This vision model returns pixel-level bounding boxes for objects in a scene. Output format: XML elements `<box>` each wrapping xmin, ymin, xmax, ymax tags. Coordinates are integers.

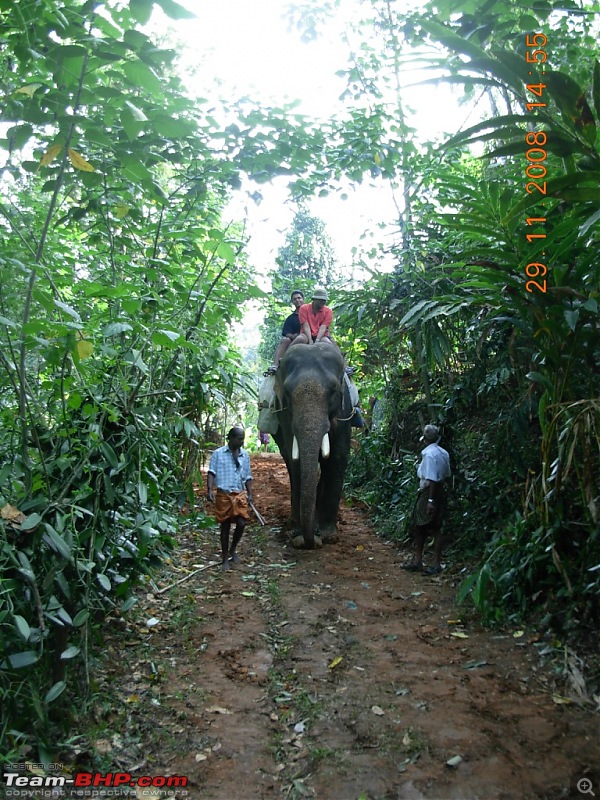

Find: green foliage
<box><xmin>346</xmin><ymin>419</ymin><xmax>418</xmax><ymax>542</ymax></box>
<box><xmin>339</xmin><ymin>0</ymin><xmax>600</xmax><ymax>630</ymax></box>
<box><xmin>1</xmin><ymin>0</ymin><xmax>598</xmax><ymax>760</ymax></box>
<box><xmin>259</xmin><ymin>206</ymin><xmax>338</xmax><ymax>364</ymax></box>
<box><xmin>457</xmin><ymin>510</ymin><xmax>600</xmax><ymax>633</ymax></box>
<box><xmin>273</xmin><ymin>207</ymin><xmax>338</xmax><ymax>294</ymax></box>
<box><xmin>0</xmin><ymin>0</ymin><xmax>262</xmax><ymax>757</ymax></box>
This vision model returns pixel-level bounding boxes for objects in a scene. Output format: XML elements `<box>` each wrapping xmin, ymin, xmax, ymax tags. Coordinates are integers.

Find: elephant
<box><xmin>272</xmin><ymin>342</ymin><xmax>353</xmax><ymax>548</ymax></box>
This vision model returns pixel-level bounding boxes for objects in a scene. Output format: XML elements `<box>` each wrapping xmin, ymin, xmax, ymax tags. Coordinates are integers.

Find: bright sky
<box><xmin>171</xmin><ymin>0</ymin><xmax>376</xmax><ymax>275</ymax></box>
<box><xmin>163</xmin><ymin>0</ymin><xmax>475</xmax><ymax>282</ymax></box>
<box><xmin>176</xmin><ymin>0</ymin><xmax>354</xmax><ymax>116</ymax></box>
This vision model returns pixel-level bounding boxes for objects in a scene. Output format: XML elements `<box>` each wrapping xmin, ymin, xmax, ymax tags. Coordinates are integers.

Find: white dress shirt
<box><xmin>417</xmin><ymin>443</ymin><xmax>451</xmax><ymax>489</ymax></box>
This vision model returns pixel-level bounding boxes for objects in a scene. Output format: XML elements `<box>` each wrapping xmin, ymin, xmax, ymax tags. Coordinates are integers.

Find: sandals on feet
<box><xmin>263</xmin><ymin>365</ymin><xmax>278</xmax><ymax>376</ymax></box>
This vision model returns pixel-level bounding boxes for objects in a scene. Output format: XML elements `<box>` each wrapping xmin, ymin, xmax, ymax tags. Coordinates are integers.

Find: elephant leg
<box><xmin>288</xmin><ymin>460</ymin><xmax>302</xmax><ymax>534</ymax></box>
<box><xmin>317</xmin><ymin>468</ymin><xmax>343</xmax><ymax>540</ymax></box>
<box><xmin>317</xmin><ymin>430</ymin><xmax>350</xmax><ymax>540</ymax></box>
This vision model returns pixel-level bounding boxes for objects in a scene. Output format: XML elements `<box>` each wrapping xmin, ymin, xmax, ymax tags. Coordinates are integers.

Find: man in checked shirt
<box><xmin>207</xmin><ymin>426</ymin><xmax>253</xmax><ymax>570</ymax></box>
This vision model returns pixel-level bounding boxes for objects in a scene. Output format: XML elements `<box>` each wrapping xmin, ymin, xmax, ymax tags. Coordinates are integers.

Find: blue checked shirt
<box><xmin>208</xmin><ymin>445</ymin><xmax>252</xmax><ymax>493</ymax></box>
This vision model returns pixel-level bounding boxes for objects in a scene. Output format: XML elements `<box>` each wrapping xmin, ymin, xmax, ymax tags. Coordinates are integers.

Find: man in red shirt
<box><xmin>291</xmin><ymin>286</ymin><xmax>356</xmax><ymax>371</ymax></box>
<box><xmin>293</xmin><ymin>287</ymin><xmax>335</xmax><ymax>346</ymax></box>
<box><xmin>288</xmin><ymin>286</ymin><xmax>360</xmax><ymax>420</ymax></box>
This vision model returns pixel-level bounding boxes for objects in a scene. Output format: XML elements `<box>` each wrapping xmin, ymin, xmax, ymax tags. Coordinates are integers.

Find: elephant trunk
<box><xmin>291</xmin><ymin>387</ymin><xmax>329</xmax><ymax>548</ymax></box>
<box><xmin>297</xmin><ymin>429</ymin><xmax>323</xmax><ymax>548</ymax></box>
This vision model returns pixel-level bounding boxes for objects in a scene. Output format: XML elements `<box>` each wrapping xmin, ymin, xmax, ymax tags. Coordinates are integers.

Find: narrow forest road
<box><xmin>97</xmin><ymin>455</ymin><xmax>599</xmax><ymax>800</ymax></box>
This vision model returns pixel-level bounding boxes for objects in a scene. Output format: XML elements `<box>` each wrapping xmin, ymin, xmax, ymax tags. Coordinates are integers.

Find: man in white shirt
<box><xmin>403</xmin><ymin>424</ymin><xmax>451</xmax><ymax>575</ymax></box>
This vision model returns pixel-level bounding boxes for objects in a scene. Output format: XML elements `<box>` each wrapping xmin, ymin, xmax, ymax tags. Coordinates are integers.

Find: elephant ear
<box><xmin>340</xmin><ymin>375</ymin><xmax>354</xmax><ymax>420</ymax></box>
<box><xmin>273</xmin><ymin>372</ymin><xmax>284</xmax><ymax>405</ymax></box>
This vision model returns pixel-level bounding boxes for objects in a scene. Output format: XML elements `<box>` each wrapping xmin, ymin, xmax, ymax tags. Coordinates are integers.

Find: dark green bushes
<box><xmin>0</xmin><ymin>0</ymin><xmax>260</xmax><ymax>759</ymax></box>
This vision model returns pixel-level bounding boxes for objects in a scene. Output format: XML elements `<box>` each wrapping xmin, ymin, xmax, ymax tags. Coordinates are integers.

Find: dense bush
<box><xmin>0</xmin><ymin>0</ymin><xmax>260</xmax><ymax>757</ymax></box>
<box><xmin>338</xmin><ymin>0</ymin><xmax>599</xmax><ymax>633</ymax></box>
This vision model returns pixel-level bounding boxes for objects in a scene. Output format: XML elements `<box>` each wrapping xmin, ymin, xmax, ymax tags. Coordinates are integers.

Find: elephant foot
<box><xmin>321</xmin><ymin>531</ymin><xmax>339</xmax><ymax>544</ymax></box>
<box><xmin>319</xmin><ymin>526</ymin><xmax>339</xmax><ymax>544</ymax></box>
<box><xmin>291</xmin><ymin>534</ymin><xmax>323</xmax><ymax>549</ymax></box>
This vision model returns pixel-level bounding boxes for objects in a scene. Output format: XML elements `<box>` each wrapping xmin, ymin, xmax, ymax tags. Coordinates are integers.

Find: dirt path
<box><xmin>96</xmin><ymin>455</ymin><xmax>598</xmax><ymax>800</ymax></box>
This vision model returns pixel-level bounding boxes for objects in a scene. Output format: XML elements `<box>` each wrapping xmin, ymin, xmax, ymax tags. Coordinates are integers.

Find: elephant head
<box><xmin>273</xmin><ymin>343</ymin><xmax>353</xmax><ymax>548</ymax></box>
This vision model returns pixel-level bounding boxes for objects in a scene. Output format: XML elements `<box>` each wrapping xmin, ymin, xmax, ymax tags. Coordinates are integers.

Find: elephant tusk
<box><xmin>291</xmin><ymin>434</ymin><xmax>329</xmax><ymax>459</ymax></box>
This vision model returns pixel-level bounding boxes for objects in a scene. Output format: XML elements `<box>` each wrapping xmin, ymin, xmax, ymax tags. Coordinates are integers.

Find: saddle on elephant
<box><xmin>258</xmin><ymin>374</ymin><xmax>279</xmax><ymax>435</ymax></box>
<box><xmin>258</xmin><ymin>350</ymin><xmax>360</xmax><ymax>436</ymax></box>
<box><xmin>258</xmin><ymin>368</ymin><xmax>360</xmax><ymax>434</ymax></box>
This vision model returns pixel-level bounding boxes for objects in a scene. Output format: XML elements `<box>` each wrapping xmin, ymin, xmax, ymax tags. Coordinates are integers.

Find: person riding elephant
<box><xmin>265</xmin><ymin>289</ymin><xmax>305</xmax><ymax>375</ymax></box>
<box><xmin>272</xmin><ymin>341</ymin><xmax>353</xmax><ymax>548</ymax></box>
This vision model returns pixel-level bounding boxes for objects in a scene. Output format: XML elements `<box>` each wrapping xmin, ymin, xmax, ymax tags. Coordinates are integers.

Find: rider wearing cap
<box><xmin>293</xmin><ymin>287</ymin><xmax>334</xmax><ymax>345</ymax></box>
<box><xmin>284</xmin><ymin>286</ymin><xmax>361</xmax><ymax>422</ymax></box>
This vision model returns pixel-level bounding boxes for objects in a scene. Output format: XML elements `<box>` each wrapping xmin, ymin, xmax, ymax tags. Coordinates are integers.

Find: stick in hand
<box><xmin>249</xmin><ymin>501</ymin><xmax>266</xmax><ymax>526</ymax></box>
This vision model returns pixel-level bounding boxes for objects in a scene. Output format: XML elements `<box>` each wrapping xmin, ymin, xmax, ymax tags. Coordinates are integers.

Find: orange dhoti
<box><xmin>214</xmin><ymin>490</ymin><xmax>250</xmax><ymax>523</ymax></box>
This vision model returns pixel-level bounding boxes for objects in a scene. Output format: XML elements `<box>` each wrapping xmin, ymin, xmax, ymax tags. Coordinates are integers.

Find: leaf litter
<box><xmin>68</xmin><ymin>455</ymin><xmax>599</xmax><ymax>800</ymax></box>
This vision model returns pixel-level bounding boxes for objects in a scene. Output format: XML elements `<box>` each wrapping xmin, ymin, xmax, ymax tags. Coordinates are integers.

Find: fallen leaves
<box><xmin>135</xmin><ymin>789</ymin><xmax>166</xmax><ymax>800</ymax></box>
<box><xmin>1</xmin><ymin>504</ymin><xmax>25</xmax><ymax>525</ymax></box>
<box><xmin>552</xmin><ymin>694</ymin><xmax>573</xmax><ymax>705</ymax></box>
<box><xmin>195</xmin><ymin>741</ymin><xmax>222</xmax><ymax>764</ymax></box>
<box><xmin>462</xmin><ymin>659</ymin><xmax>489</xmax><ymax>670</ymax></box>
